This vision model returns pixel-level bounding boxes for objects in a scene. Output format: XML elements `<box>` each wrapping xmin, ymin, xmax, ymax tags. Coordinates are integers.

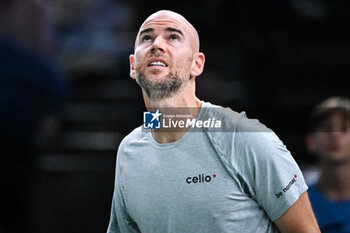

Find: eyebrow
<box><xmin>164</xmin><ymin>27</ymin><xmax>184</xmax><ymax>37</ymax></box>
<box><xmin>139</xmin><ymin>28</ymin><xmax>154</xmax><ymax>36</ymax></box>
<box><xmin>139</xmin><ymin>27</ymin><xmax>184</xmax><ymax>37</ymax></box>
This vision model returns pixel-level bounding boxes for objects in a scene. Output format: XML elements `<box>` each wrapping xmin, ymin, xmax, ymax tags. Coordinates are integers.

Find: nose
<box><xmin>151</xmin><ymin>36</ymin><xmax>165</xmax><ymax>53</ymax></box>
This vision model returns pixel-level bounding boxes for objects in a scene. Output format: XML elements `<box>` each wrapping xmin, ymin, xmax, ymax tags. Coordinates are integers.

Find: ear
<box><xmin>190</xmin><ymin>52</ymin><xmax>205</xmax><ymax>78</ymax></box>
<box><xmin>306</xmin><ymin>134</ymin><xmax>317</xmax><ymax>154</ymax></box>
<box><xmin>129</xmin><ymin>54</ymin><xmax>136</xmax><ymax>79</ymax></box>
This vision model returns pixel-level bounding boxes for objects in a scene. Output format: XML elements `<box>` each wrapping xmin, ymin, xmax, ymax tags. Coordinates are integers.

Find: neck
<box><xmin>143</xmin><ymin>81</ymin><xmax>202</xmax><ymax>143</ymax></box>
<box><xmin>317</xmin><ymin>159</ymin><xmax>350</xmax><ymax>200</ymax></box>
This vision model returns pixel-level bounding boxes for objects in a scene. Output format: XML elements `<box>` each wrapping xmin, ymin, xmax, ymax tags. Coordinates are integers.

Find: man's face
<box><xmin>130</xmin><ymin>12</ymin><xmax>200</xmax><ymax>101</ymax></box>
<box><xmin>309</xmin><ymin>113</ymin><xmax>350</xmax><ymax>164</ymax></box>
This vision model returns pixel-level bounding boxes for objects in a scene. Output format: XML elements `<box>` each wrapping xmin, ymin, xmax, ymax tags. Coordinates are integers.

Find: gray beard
<box><xmin>136</xmin><ymin>73</ymin><xmax>183</xmax><ymax>101</ymax></box>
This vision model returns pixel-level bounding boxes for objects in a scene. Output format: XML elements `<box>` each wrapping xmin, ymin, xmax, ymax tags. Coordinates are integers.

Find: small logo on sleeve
<box><xmin>275</xmin><ymin>174</ymin><xmax>298</xmax><ymax>198</ymax></box>
<box><xmin>143</xmin><ymin>110</ymin><xmax>162</xmax><ymax>129</ymax></box>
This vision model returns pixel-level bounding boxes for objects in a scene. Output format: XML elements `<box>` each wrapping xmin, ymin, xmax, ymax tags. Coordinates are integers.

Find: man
<box><xmin>107</xmin><ymin>10</ymin><xmax>320</xmax><ymax>233</ymax></box>
<box><xmin>306</xmin><ymin>97</ymin><xmax>350</xmax><ymax>233</ymax></box>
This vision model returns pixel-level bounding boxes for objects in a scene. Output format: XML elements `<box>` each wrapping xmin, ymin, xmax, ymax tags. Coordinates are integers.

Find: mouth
<box><xmin>329</xmin><ymin>145</ymin><xmax>341</xmax><ymax>151</ymax></box>
<box><xmin>147</xmin><ymin>59</ymin><xmax>168</xmax><ymax>67</ymax></box>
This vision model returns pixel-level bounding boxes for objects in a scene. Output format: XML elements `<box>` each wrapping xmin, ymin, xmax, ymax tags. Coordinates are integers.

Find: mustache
<box><xmin>148</xmin><ymin>51</ymin><xmax>169</xmax><ymax>62</ymax></box>
<box><xmin>149</xmin><ymin>50</ymin><xmax>162</xmax><ymax>57</ymax></box>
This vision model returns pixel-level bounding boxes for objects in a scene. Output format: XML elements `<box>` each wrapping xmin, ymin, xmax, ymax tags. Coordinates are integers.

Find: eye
<box><xmin>169</xmin><ymin>34</ymin><xmax>180</xmax><ymax>41</ymax></box>
<box><xmin>141</xmin><ymin>35</ymin><xmax>152</xmax><ymax>42</ymax></box>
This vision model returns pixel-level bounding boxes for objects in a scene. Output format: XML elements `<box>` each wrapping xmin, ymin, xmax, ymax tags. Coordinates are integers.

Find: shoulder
<box><xmin>202</xmin><ymin>102</ymin><xmax>295</xmax><ymax>180</ymax></box>
<box><xmin>307</xmin><ymin>184</ymin><xmax>348</xmax><ymax>230</ymax></box>
<box><xmin>117</xmin><ymin>126</ymin><xmax>148</xmax><ymax>153</ymax></box>
<box><xmin>202</xmin><ymin>100</ymin><xmax>272</xmax><ymax>133</ymax></box>
<box><xmin>115</xmin><ymin>126</ymin><xmax>149</xmax><ymax>171</ymax></box>
<box><xmin>202</xmin><ymin>101</ymin><xmax>277</xmax><ymax>154</ymax></box>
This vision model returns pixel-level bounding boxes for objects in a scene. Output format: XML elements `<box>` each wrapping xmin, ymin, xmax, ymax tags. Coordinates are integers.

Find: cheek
<box><xmin>134</xmin><ymin>50</ymin><xmax>147</xmax><ymax>66</ymax></box>
<box><xmin>134</xmin><ymin>58</ymin><xmax>146</xmax><ymax>73</ymax></box>
<box><xmin>314</xmin><ymin>134</ymin><xmax>330</xmax><ymax>149</ymax></box>
<box><xmin>173</xmin><ymin>54</ymin><xmax>193</xmax><ymax>71</ymax></box>
<box><xmin>340</xmin><ymin>133</ymin><xmax>350</xmax><ymax>149</ymax></box>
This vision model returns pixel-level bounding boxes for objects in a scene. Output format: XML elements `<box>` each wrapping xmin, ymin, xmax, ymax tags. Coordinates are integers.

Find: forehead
<box><xmin>139</xmin><ymin>16</ymin><xmax>192</xmax><ymax>36</ymax></box>
<box><xmin>134</xmin><ymin>11</ymin><xmax>199</xmax><ymax>51</ymax></box>
<box><xmin>318</xmin><ymin>111</ymin><xmax>349</xmax><ymax>129</ymax></box>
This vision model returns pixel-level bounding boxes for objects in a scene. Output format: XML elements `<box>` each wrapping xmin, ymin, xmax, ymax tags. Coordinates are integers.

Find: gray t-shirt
<box><xmin>107</xmin><ymin>101</ymin><xmax>308</xmax><ymax>233</ymax></box>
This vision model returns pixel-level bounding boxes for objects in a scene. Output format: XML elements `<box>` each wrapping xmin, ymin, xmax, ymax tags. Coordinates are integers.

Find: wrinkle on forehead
<box><xmin>136</xmin><ymin>10</ymin><xmax>200</xmax><ymax>52</ymax></box>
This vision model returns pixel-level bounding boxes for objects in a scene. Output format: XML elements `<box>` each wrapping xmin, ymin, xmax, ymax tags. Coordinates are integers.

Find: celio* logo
<box><xmin>186</xmin><ymin>174</ymin><xmax>217</xmax><ymax>184</ymax></box>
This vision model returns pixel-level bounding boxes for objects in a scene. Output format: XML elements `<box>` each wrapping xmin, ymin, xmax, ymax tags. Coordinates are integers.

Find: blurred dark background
<box><xmin>1</xmin><ymin>0</ymin><xmax>349</xmax><ymax>232</ymax></box>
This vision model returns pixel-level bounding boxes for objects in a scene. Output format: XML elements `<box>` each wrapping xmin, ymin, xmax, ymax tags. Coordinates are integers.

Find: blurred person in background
<box><xmin>107</xmin><ymin>10</ymin><xmax>320</xmax><ymax>233</ymax></box>
<box><xmin>0</xmin><ymin>0</ymin><xmax>66</xmax><ymax>232</ymax></box>
<box><xmin>306</xmin><ymin>97</ymin><xmax>350</xmax><ymax>233</ymax></box>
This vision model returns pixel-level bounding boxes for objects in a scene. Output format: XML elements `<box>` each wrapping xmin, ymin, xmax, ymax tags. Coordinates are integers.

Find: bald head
<box><xmin>135</xmin><ymin>10</ymin><xmax>200</xmax><ymax>53</ymax></box>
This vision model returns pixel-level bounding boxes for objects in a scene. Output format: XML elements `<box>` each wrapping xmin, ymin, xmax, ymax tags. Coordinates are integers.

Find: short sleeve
<box><xmin>235</xmin><ymin>130</ymin><xmax>308</xmax><ymax>221</ymax></box>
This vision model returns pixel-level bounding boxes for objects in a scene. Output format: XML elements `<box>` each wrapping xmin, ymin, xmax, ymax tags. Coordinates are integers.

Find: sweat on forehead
<box><xmin>135</xmin><ymin>10</ymin><xmax>200</xmax><ymax>52</ymax></box>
